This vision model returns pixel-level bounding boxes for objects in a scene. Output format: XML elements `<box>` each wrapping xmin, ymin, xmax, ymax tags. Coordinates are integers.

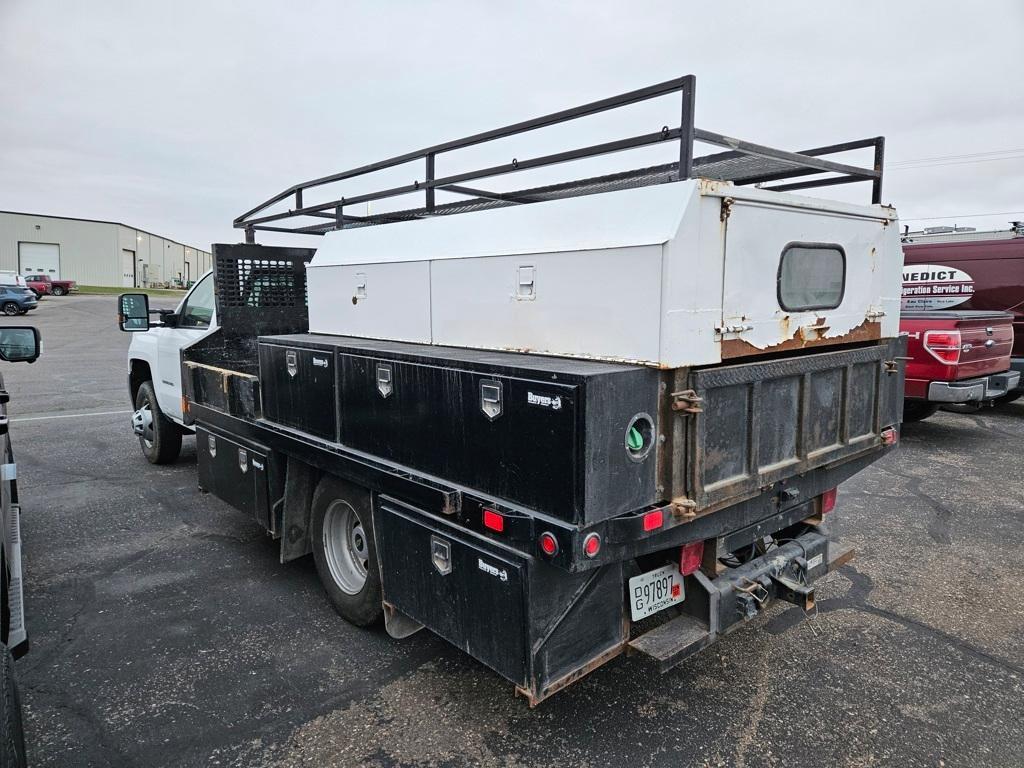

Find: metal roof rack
<box><xmin>235</xmin><ymin>75</ymin><xmax>884</xmax><ymax>241</ymax></box>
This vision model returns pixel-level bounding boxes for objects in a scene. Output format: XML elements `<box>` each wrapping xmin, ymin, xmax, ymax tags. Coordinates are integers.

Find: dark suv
<box><xmin>0</xmin><ymin>287</ymin><xmax>37</xmax><ymax>316</ymax></box>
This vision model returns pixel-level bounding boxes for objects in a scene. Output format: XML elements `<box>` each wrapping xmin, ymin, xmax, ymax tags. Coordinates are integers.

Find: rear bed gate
<box><xmin>685</xmin><ymin>339</ymin><xmax>903</xmax><ymax>510</ymax></box>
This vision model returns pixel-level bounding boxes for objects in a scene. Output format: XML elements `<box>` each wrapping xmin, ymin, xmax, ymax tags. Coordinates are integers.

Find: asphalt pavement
<box><xmin>3</xmin><ymin>294</ymin><xmax>1023</xmax><ymax>767</ymax></box>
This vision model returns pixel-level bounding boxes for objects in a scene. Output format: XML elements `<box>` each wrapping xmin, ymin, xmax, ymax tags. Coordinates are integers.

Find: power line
<box><xmin>889</xmin><ymin>148</ymin><xmax>1024</xmax><ymax>166</ymax></box>
<box><xmin>890</xmin><ymin>154</ymin><xmax>1024</xmax><ymax>171</ymax></box>
<box><xmin>900</xmin><ymin>210</ymin><xmax>1024</xmax><ymax>221</ymax></box>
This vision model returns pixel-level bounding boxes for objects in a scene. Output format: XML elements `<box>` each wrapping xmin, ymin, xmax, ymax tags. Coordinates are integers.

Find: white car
<box><xmin>126</xmin><ymin>271</ymin><xmax>217</xmax><ymax>463</ymax></box>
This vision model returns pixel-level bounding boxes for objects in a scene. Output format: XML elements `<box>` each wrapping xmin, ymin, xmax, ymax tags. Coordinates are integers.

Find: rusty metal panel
<box><xmin>686</xmin><ymin>340</ymin><xmax>904</xmax><ymax>510</ymax></box>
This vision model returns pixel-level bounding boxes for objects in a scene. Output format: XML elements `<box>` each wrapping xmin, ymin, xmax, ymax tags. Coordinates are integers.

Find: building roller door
<box><xmin>18</xmin><ymin>242</ymin><xmax>60</xmax><ymax>279</ymax></box>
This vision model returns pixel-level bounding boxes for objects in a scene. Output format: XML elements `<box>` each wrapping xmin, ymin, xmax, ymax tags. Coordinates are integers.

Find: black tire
<box><xmin>903</xmin><ymin>401</ymin><xmax>939</xmax><ymax>423</ymax></box>
<box><xmin>310</xmin><ymin>476</ymin><xmax>383</xmax><ymax>626</ymax></box>
<box><xmin>51</xmin><ymin>286</ymin><xmax>66</xmax><ymax>296</ymax></box>
<box><xmin>0</xmin><ymin>645</ymin><xmax>27</xmax><ymax>768</ymax></box>
<box><xmin>994</xmin><ymin>391</ymin><xmax>1023</xmax><ymax>407</ymax></box>
<box><xmin>1</xmin><ymin>304</ymin><xmax>18</xmax><ymax>317</ymax></box>
<box><xmin>134</xmin><ymin>381</ymin><xmax>182</xmax><ymax>464</ymax></box>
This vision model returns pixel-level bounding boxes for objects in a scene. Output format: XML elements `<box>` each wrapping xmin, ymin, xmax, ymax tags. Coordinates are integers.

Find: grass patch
<box><xmin>76</xmin><ymin>285</ymin><xmax>186</xmax><ymax>297</ymax></box>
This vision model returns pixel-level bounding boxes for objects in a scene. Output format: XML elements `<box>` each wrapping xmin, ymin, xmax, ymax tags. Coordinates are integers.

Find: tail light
<box><xmin>482</xmin><ymin>508</ymin><xmax>504</xmax><ymax>532</ymax></box>
<box><xmin>582</xmin><ymin>533</ymin><xmax>601</xmax><ymax>558</ymax></box>
<box><xmin>821</xmin><ymin>487</ymin><xmax>838</xmax><ymax>515</ymax></box>
<box><xmin>538</xmin><ymin>532</ymin><xmax>559</xmax><ymax>557</ymax></box>
<box><xmin>680</xmin><ymin>541</ymin><xmax>704</xmax><ymax>576</ymax></box>
<box><xmin>642</xmin><ymin>509</ymin><xmax>664</xmax><ymax>532</ymax></box>
<box><xmin>923</xmin><ymin>330</ymin><xmax>962</xmax><ymax>365</ymax></box>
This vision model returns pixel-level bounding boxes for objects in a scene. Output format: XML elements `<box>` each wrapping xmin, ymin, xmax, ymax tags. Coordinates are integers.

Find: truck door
<box><xmin>156</xmin><ymin>272</ymin><xmax>216</xmax><ymax>420</ymax></box>
<box><xmin>719</xmin><ymin>198</ymin><xmax>899</xmax><ymax>358</ymax></box>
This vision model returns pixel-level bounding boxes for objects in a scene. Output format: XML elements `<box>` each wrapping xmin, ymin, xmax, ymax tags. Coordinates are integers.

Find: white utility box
<box><xmin>306</xmin><ymin>179</ymin><xmax>901</xmax><ymax>368</ymax></box>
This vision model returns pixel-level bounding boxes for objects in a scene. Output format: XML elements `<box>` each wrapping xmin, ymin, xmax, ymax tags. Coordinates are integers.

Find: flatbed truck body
<box><xmin>122</xmin><ymin>76</ymin><xmax>907</xmax><ymax>703</ymax></box>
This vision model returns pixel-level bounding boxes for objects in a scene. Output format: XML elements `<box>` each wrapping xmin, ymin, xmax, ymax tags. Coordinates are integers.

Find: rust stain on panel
<box><xmin>721</xmin><ymin>320</ymin><xmax>881</xmax><ymax>360</ymax></box>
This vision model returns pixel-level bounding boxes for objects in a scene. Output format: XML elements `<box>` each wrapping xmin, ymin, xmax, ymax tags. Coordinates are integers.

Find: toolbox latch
<box><xmin>480</xmin><ymin>380</ymin><xmax>503</xmax><ymax>420</ymax></box>
<box><xmin>376</xmin><ymin>363</ymin><xmax>393</xmax><ymax>398</ymax></box>
<box><xmin>430</xmin><ymin>536</ymin><xmax>452</xmax><ymax>576</ymax></box>
<box><xmin>286</xmin><ymin>349</ymin><xmax>298</xmax><ymax>378</ymax></box>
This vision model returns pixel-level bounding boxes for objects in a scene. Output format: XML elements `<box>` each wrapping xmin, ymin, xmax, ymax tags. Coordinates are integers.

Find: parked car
<box><xmin>900</xmin><ymin>310</ymin><xmax>1018</xmax><ymax>421</ymax></box>
<box><xmin>22</xmin><ymin>276</ymin><xmax>51</xmax><ymax>298</ymax></box>
<box><xmin>0</xmin><ymin>288</ymin><xmax>37</xmax><ymax>317</ymax></box>
<box><xmin>23</xmin><ymin>275</ymin><xmax>76</xmax><ymax>297</ymax></box>
<box><xmin>0</xmin><ymin>274</ymin><xmax>28</xmax><ymax>290</ymax></box>
<box><xmin>902</xmin><ymin>223</ymin><xmax>1024</xmax><ymax>401</ymax></box>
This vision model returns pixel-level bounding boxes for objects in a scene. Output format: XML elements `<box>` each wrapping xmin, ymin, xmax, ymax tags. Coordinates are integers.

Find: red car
<box><xmin>900</xmin><ymin>310</ymin><xmax>1018</xmax><ymax>422</ymax></box>
<box><xmin>24</xmin><ymin>274</ymin><xmax>76</xmax><ymax>297</ymax></box>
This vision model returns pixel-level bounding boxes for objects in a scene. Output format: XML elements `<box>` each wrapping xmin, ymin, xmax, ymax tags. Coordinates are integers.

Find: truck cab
<box><xmin>125</xmin><ymin>271</ymin><xmax>217</xmax><ymax>463</ymax></box>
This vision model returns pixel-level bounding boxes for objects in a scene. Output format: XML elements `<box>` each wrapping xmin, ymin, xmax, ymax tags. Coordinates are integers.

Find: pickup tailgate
<box><xmin>901</xmin><ymin>310</ymin><xmax>1015</xmax><ymax>382</ymax></box>
<box><xmin>684</xmin><ymin>339</ymin><xmax>904</xmax><ymax>510</ymax></box>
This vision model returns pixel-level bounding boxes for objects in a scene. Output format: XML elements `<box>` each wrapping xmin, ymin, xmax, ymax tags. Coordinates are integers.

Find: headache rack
<box><xmin>235</xmin><ymin>75</ymin><xmax>885</xmax><ymax>241</ymax></box>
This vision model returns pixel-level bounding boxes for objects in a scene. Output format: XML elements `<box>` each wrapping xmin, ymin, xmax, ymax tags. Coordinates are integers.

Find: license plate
<box><xmin>628</xmin><ymin>564</ymin><xmax>685</xmax><ymax>621</ymax></box>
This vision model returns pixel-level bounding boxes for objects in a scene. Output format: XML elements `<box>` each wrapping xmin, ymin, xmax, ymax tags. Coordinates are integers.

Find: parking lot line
<box><xmin>14</xmin><ymin>409</ymin><xmax>131</xmax><ymax>422</ymax></box>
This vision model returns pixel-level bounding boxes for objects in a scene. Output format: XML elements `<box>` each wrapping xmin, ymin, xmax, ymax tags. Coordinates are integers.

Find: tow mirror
<box><xmin>0</xmin><ymin>327</ymin><xmax>42</xmax><ymax>364</ymax></box>
<box><xmin>119</xmin><ymin>293</ymin><xmax>150</xmax><ymax>332</ymax></box>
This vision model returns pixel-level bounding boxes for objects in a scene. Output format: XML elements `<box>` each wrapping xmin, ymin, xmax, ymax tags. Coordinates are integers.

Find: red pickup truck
<box><xmin>24</xmin><ymin>274</ymin><xmax>77</xmax><ymax>297</ymax></box>
<box><xmin>900</xmin><ymin>310</ymin><xmax>1019</xmax><ymax>422</ymax></box>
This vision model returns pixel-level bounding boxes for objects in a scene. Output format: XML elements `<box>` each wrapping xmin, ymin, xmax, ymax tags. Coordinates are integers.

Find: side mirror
<box><xmin>119</xmin><ymin>293</ymin><xmax>150</xmax><ymax>332</ymax></box>
<box><xmin>0</xmin><ymin>327</ymin><xmax>41</xmax><ymax>364</ymax></box>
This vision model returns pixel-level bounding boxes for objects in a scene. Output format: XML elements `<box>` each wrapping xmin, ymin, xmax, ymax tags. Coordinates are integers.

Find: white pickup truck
<box><xmin>126</xmin><ymin>272</ymin><xmax>216</xmax><ymax>463</ymax></box>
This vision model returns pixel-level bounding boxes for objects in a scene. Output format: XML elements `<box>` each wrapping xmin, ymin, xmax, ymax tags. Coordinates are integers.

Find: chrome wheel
<box><xmin>322</xmin><ymin>499</ymin><xmax>369</xmax><ymax>595</ymax></box>
<box><xmin>132</xmin><ymin>404</ymin><xmax>155</xmax><ymax>449</ymax></box>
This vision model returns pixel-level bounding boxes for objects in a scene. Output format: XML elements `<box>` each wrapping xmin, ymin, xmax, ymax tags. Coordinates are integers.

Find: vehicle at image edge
<box><xmin>0</xmin><ymin>288</ymin><xmax>36</xmax><ymax>317</ymax></box>
<box><xmin>0</xmin><ymin>326</ymin><xmax>43</xmax><ymax>768</ymax></box>
<box><xmin>118</xmin><ymin>76</ymin><xmax>908</xmax><ymax>705</ymax></box>
<box><xmin>899</xmin><ymin>311</ymin><xmax>1018</xmax><ymax>422</ymax></box>
<box><xmin>23</xmin><ymin>275</ymin><xmax>78</xmax><ymax>298</ymax></box>
<box><xmin>902</xmin><ymin>222</ymin><xmax>1024</xmax><ymax>399</ymax></box>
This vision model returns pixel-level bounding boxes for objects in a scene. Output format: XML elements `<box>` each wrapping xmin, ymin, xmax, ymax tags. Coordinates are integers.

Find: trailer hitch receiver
<box><xmin>770</xmin><ymin>573</ymin><xmax>816</xmax><ymax>614</ymax></box>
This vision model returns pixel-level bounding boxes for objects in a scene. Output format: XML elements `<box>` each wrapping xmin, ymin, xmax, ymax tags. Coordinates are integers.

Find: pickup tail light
<box><xmin>923</xmin><ymin>330</ymin><xmax>962</xmax><ymax>365</ymax></box>
<box><xmin>679</xmin><ymin>541</ymin><xmax>704</xmax><ymax>576</ymax></box>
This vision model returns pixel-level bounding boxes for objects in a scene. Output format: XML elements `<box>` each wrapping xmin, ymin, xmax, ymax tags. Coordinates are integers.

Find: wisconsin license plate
<box><xmin>629</xmin><ymin>564</ymin><xmax>685</xmax><ymax>621</ymax></box>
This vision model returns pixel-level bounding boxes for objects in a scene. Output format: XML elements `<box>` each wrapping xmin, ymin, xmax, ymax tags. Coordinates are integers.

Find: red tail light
<box><xmin>482</xmin><ymin>508</ymin><xmax>504</xmax><ymax>532</ymax></box>
<box><xmin>923</xmin><ymin>330</ymin><xmax>962</xmax><ymax>365</ymax></box>
<box><xmin>538</xmin><ymin>532</ymin><xmax>559</xmax><ymax>557</ymax></box>
<box><xmin>680</xmin><ymin>541</ymin><xmax>704</xmax><ymax>576</ymax></box>
<box><xmin>642</xmin><ymin>509</ymin><xmax>664</xmax><ymax>532</ymax></box>
<box><xmin>821</xmin><ymin>487</ymin><xmax>838</xmax><ymax>515</ymax></box>
<box><xmin>583</xmin><ymin>533</ymin><xmax>601</xmax><ymax>558</ymax></box>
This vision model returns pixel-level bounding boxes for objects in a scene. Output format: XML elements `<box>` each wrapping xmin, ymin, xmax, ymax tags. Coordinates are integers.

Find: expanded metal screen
<box><xmin>212</xmin><ymin>244</ymin><xmax>315</xmax><ymax>337</ymax></box>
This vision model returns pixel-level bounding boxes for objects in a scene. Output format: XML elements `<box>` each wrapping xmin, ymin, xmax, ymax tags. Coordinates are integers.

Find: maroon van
<box><xmin>902</xmin><ymin>223</ymin><xmax>1024</xmax><ymax>399</ymax></box>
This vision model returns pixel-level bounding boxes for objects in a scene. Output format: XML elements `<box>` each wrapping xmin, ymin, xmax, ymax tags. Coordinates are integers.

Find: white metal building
<box><xmin>0</xmin><ymin>210</ymin><xmax>211</xmax><ymax>288</ymax></box>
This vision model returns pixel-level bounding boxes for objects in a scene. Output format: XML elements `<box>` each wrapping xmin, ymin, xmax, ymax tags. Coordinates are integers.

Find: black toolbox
<box><xmin>258</xmin><ymin>334</ymin><xmax>661</xmax><ymax>525</ymax></box>
<box><xmin>375</xmin><ymin>497</ymin><xmax>626</xmax><ymax>700</ymax></box>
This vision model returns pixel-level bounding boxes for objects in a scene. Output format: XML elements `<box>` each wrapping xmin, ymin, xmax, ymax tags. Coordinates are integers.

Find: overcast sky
<box><xmin>1</xmin><ymin>0</ymin><xmax>1022</xmax><ymax>249</ymax></box>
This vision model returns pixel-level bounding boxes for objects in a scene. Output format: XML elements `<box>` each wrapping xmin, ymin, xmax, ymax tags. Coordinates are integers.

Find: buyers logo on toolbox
<box><xmin>477</xmin><ymin>558</ymin><xmax>509</xmax><ymax>582</ymax></box>
<box><xmin>312</xmin><ymin>356</ymin><xmax>329</xmax><ymax>368</ymax></box>
<box><xmin>901</xmin><ymin>264</ymin><xmax>974</xmax><ymax>311</ymax></box>
<box><xmin>527</xmin><ymin>391</ymin><xmax>562</xmax><ymax>410</ymax></box>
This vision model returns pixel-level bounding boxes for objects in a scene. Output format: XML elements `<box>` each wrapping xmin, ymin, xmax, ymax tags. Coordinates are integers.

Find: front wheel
<box><xmin>1</xmin><ymin>303</ymin><xmax>19</xmax><ymax>316</ymax></box>
<box><xmin>311</xmin><ymin>476</ymin><xmax>383</xmax><ymax>626</ymax></box>
<box><xmin>51</xmin><ymin>286</ymin><xmax>66</xmax><ymax>296</ymax></box>
<box><xmin>133</xmin><ymin>381</ymin><xmax>182</xmax><ymax>464</ymax></box>
<box><xmin>903</xmin><ymin>401</ymin><xmax>939</xmax><ymax>423</ymax></box>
